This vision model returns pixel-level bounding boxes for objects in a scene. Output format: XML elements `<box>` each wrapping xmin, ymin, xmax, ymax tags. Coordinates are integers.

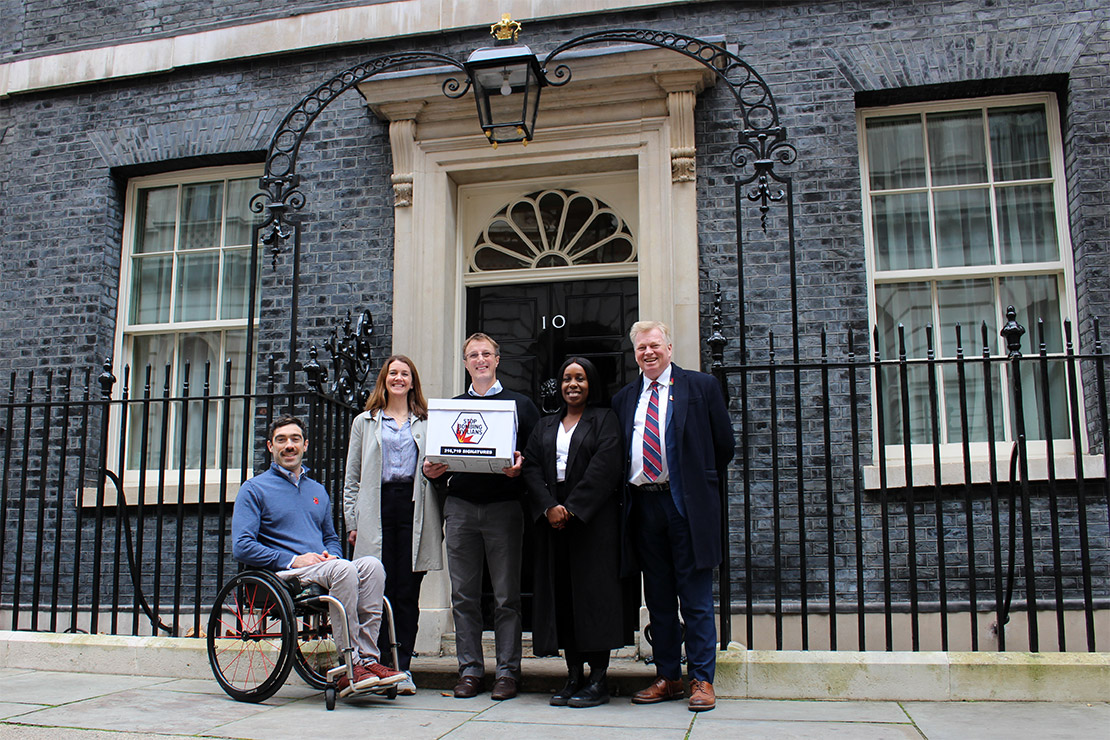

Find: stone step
<box><xmin>410</xmin><ymin>632</ymin><xmax>652</xmax><ymax>696</ymax></box>
<box><xmin>408</xmin><ymin>653</ymin><xmax>656</xmax><ymax>697</ymax></box>
<box><xmin>436</xmin><ymin>632</ymin><xmax>641</xmax><ymax>661</ymax></box>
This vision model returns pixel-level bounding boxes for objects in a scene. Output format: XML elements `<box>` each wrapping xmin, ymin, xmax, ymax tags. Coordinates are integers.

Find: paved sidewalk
<box><xmin>0</xmin><ymin>667</ymin><xmax>1106</xmax><ymax>739</ymax></box>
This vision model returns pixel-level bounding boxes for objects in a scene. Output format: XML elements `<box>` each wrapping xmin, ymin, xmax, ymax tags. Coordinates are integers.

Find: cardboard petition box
<box><xmin>426</xmin><ymin>399</ymin><xmax>518</xmax><ymax>473</ymax></box>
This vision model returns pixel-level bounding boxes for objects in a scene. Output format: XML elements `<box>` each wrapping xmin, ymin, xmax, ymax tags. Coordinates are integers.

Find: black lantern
<box><xmin>464</xmin><ymin>14</ymin><xmax>546</xmax><ymax>147</ymax></box>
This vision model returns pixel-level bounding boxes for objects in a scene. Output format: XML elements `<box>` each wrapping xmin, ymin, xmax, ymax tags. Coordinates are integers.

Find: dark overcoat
<box><xmin>613</xmin><ymin>364</ymin><xmax>735</xmax><ymax>572</ymax></box>
<box><xmin>522</xmin><ymin>406</ymin><xmax>628</xmax><ymax>656</ymax></box>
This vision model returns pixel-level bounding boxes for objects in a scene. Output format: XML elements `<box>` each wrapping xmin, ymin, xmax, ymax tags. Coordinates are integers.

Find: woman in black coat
<box><xmin>522</xmin><ymin>356</ymin><xmax>627</xmax><ymax>708</ymax></box>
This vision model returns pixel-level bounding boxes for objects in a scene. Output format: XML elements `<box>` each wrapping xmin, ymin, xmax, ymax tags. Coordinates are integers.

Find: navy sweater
<box><xmin>232</xmin><ymin>463</ymin><xmax>342</xmax><ymax>571</ymax></box>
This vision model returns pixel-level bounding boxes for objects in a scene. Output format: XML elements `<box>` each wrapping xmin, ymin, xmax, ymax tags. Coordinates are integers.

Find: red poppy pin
<box><xmin>313</xmin><ymin>497</ymin><xmax>319</xmax><ymax>505</ymax></box>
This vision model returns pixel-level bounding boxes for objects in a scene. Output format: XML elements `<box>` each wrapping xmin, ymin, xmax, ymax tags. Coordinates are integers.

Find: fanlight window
<box><xmin>470</xmin><ymin>189</ymin><xmax>636</xmax><ymax>272</ymax></box>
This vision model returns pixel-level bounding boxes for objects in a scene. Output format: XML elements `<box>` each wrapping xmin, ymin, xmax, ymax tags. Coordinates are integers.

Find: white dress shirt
<box><xmin>629</xmin><ymin>364</ymin><xmax>672</xmax><ymax>485</ymax></box>
<box><xmin>555</xmin><ymin>420</ymin><xmax>576</xmax><ymax>482</ymax></box>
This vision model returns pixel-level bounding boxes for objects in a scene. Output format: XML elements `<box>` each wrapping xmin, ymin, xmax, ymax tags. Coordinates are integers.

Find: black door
<box><xmin>465</xmin><ymin>277</ymin><xmax>638</xmax><ymax>631</ymax></box>
<box><xmin>466</xmin><ymin>278</ymin><xmax>639</xmax><ymax>412</ymax></box>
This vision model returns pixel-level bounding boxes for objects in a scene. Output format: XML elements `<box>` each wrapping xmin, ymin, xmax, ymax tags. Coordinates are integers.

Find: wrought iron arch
<box><xmin>245</xmin><ymin>51</ymin><xmax>472</xmax><ymax>392</ymax></box>
<box><xmin>247</xmin><ymin>29</ymin><xmax>800</xmax><ymax>411</ymax></box>
<box><xmin>543</xmin><ymin>29</ymin><xmax>797</xmax><ymax>227</ymax></box>
<box><xmin>245</xmin><ymin>26</ymin><xmax>803</xmax><ymax>651</ymax></box>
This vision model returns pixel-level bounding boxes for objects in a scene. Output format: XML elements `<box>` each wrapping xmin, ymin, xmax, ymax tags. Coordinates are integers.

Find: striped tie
<box><xmin>643</xmin><ymin>381</ymin><xmax>663</xmax><ymax>481</ymax></box>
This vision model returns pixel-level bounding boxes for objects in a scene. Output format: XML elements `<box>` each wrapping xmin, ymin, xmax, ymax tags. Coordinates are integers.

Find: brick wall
<box><xmin>0</xmin><ymin>0</ymin><xmax>1107</xmax><ymax>623</ymax></box>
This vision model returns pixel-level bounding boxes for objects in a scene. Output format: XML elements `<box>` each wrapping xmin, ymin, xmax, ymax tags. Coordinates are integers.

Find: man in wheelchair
<box><xmin>232</xmin><ymin>415</ymin><xmax>405</xmax><ymax>697</ymax></box>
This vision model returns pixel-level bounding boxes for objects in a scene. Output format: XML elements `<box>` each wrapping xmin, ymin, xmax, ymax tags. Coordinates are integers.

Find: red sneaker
<box><xmin>359</xmin><ymin>661</ymin><xmax>405</xmax><ymax>688</ymax></box>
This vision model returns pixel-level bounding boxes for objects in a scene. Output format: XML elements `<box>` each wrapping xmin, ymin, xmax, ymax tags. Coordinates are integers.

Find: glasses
<box><xmin>465</xmin><ymin>350</ymin><xmax>496</xmax><ymax>361</ymax></box>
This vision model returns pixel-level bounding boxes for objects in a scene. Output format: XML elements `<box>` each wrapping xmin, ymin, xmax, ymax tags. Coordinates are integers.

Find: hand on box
<box><xmin>423</xmin><ymin>459</ymin><xmax>449</xmax><ymax>479</ymax></box>
<box><xmin>502</xmin><ymin>451</ymin><xmax>523</xmax><ymax>478</ymax></box>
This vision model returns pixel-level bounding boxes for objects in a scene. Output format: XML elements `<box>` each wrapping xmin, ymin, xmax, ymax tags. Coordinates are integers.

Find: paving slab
<box><xmin>0</xmin><ymin>701</ymin><xmax>42</xmax><ymax>721</ymax></box>
<box><xmin>473</xmin><ymin>693</ymin><xmax>694</xmax><ymax>729</ymax></box>
<box><xmin>443</xmin><ymin>720</ymin><xmax>677</xmax><ymax>740</ymax></box>
<box><xmin>688</xmin><ymin>718</ymin><xmax>924</xmax><ymax>739</ymax></box>
<box><xmin>702</xmin><ymin>698</ymin><xmax>912</xmax><ymax>723</ymax></box>
<box><xmin>0</xmin><ymin>671</ymin><xmax>166</xmax><ymax>705</ymax></box>
<box><xmin>10</xmin><ymin>686</ymin><xmax>277</xmax><ymax>735</ymax></box>
<box><xmin>0</xmin><ymin>727</ymin><xmax>175</xmax><ymax>740</ymax></box>
<box><xmin>212</xmin><ymin>695</ymin><xmax>473</xmax><ymax>740</ymax></box>
<box><xmin>902</xmin><ymin>701</ymin><xmax>1110</xmax><ymax>740</ymax></box>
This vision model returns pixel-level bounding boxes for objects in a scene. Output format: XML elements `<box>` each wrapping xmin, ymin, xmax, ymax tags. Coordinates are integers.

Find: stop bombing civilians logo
<box><xmin>452</xmin><ymin>412</ymin><xmax>487</xmax><ymax>444</ymax></box>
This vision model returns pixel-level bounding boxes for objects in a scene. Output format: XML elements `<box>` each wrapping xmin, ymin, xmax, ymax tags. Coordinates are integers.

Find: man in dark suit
<box><xmin>612</xmin><ymin>320</ymin><xmax>734</xmax><ymax>712</ymax></box>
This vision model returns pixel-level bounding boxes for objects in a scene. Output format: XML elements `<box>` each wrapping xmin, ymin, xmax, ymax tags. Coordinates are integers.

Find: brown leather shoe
<box><xmin>631</xmin><ymin>676</ymin><xmax>685</xmax><ymax>704</ymax></box>
<box><xmin>688</xmin><ymin>679</ymin><xmax>715</xmax><ymax>712</ymax></box>
<box><xmin>453</xmin><ymin>675</ymin><xmax>481</xmax><ymax>698</ymax></box>
<box><xmin>490</xmin><ymin>676</ymin><xmax>518</xmax><ymax>701</ymax></box>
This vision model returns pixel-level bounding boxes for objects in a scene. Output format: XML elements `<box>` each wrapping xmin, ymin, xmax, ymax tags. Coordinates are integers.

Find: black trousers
<box><xmin>377</xmin><ymin>480</ymin><xmax>426</xmax><ymax>672</ymax></box>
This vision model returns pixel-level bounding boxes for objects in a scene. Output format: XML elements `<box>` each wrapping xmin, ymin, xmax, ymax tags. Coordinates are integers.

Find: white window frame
<box><xmin>90</xmin><ymin>164</ymin><xmax>262</xmax><ymax>506</ymax></box>
<box><xmin>857</xmin><ymin>92</ymin><xmax>1101</xmax><ymax>487</ymax></box>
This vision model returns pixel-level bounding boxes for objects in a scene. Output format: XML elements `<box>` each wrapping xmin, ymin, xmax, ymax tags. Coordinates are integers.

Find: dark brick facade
<box><xmin>1</xmin><ymin>1</ymin><xmax>1107</xmax><ymax>638</ymax></box>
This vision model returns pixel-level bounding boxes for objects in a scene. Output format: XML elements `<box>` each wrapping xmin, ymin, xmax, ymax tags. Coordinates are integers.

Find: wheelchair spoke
<box><xmin>207</xmin><ymin>571</ymin><xmax>295</xmax><ymax>703</ymax></box>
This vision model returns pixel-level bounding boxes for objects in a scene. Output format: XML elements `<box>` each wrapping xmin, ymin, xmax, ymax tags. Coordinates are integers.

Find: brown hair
<box><xmin>364</xmin><ymin>354</ymin><xmax>428</xmax><ymax>419</ymax></box>
<box><xmin>462</xmin><ymin>332</ymin><xmax>500</xmax><ymax>356</ymax></box>
<box><xmin>268</xmin><ymin>415</ymin><xmax>306</xmax><ymax>440</ymax></box>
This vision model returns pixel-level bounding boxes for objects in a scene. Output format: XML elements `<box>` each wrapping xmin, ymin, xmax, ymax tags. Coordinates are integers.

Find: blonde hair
<box><xmin>629</xmin><ymin>320</ymin><xmax>672</xmax><ymax>346</ymax></box>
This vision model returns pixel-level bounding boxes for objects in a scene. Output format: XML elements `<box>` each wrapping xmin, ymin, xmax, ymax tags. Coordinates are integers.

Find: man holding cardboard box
<box><xmin>423</xmin><ymin>332</ymin><xmax>539</xmax><ymax>701</ymax></box>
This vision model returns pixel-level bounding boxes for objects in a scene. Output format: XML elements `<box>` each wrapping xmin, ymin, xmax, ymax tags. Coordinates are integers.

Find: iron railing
<box><xmin>711</xmin><ymin>300</ymin><xmax>1109</xmax><ymax>652</ymax></box>
<box><xmin>0</xmin><ymin>355</ymin><xmax>357</xmax><ymax>639</ymax></box>
<box><xmin>1</xmin><ymin>312</ymin><xmax>1107</xmax><ymax>652</ymax></box>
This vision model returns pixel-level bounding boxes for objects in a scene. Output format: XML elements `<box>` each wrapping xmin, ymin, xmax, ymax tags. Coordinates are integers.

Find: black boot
<box><xmin>550</xmin><ymin>663</ymin><xmax>584</xmax><ymax>706</ymax></box>
<box><xmin>567</xmin><ymin>669</ymin><xmax>609</xmax><ymax>708</ymax></box>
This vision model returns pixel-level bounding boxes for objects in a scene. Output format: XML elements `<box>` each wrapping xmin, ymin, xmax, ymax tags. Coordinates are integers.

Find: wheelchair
<box><xmin>207</xmin><ymin>568</ymin><xmax>399</xmax><ymax>710</ymax></box>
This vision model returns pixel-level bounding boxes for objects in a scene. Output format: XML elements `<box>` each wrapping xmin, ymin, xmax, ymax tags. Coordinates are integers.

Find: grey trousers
<box><xmin>279</xmin><ymin>556</ymin><xmax>385</xmax><ymax>665</ymax></box>
<box><xmin>444</xmin><ymin>497</ymin><xmax>523</xmax><ymax>680</ymax></box>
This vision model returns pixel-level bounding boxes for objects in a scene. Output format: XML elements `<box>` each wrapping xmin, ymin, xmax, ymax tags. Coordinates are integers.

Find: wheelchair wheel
<box><xmin>207</xmin><ymin>571</ymin><xmax>296</xmax><ymax>703</ymax></box>
<box><xmin>290</xmin><ymin>601</ymin><xmax>340</xmax><ymax>690</ymax></box>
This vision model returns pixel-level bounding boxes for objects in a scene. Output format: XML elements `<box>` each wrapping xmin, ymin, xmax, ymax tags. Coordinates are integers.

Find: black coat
<box><xmin>522</xmin><ymin>406</ymin><xmax>630</xmax><ymax>656</ymax></box>
<box><xmin>613</xmin><ymin>364</ymin><xmax>735</xmax><ymax>571</ymax></box>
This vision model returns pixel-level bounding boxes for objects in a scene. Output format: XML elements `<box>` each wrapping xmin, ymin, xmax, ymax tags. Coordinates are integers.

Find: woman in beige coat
<box><xmin>344</xmin><ymin>354</ymin><xmax>442</xmax><ymax>695</ymax></box>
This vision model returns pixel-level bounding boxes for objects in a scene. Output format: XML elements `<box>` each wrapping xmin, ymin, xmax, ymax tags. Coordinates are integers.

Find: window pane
<box><xmin>221</xmin><ymin>248</ymin><xmax>251</xmax><ymax>320</ymax></box>
<box><xmin>872</xmin><ymin>192</ymin><xmax>931</xmax><ymax>270</ymax></box>
<box><xmin>180</xmin><ymin>182</ymin><xmax>223</xmax><ymax>251</ymax></box>
<box><xmin>134</xmin><ymin>186</ymin><xmax>177</xmax><ymax>254</ymax></box>
<box><xmin>175</xmin><ymin>253</ymin><xmax>219</xmax><ymax>322</ymax></box>
<box><xmin>126</xmin><ymin>336</ymin><xmax>175</xmax><ymax>470</ymax></box>
<box><xmin>934</xmin><ymin>188</ymin><xmax>994</xmax><ymax>267</ymax></box>
<box><xmin>866</xmin><ymin>114</ymin><xmax>926</xmax><ymax>190</ymax></box>
<box><xmin>875</xmin><ymin>282</ymin><xmax>934</xmax><ymax>444</ymax></box>
<box><xmin>999</xmin><ymin>275</ymin><xmax>1062</xmax><ymax>352</ymax></box>
<box><xmin>129</xmin><ymin>255</ymin><xmax>172</xmax><ymax>324</ymax></box>
<box><xmin>997</xmin><ymin>183</ymin><xmax>1058</xmax><ymax>264</ymax></box>
<box><xmin>999</xmin><ymin>275</ymin><xmax>1067</xmax><ymax>441</ymax></box>
<box><xmin>225</xmin><ymin>178</ymin><xmax>258</xmax><ymax>246</ymax></box>
<box><xmin>927</xmin><ymin>110</ymin><xmax>987</xmax><ymax>186</ymax></box>
<box><xmin>224</xmin><ymin>329</ymin><xmax>252</xmax><ymax>468</ymax></box>
<box><xmin>937</xmin><ymin>279</ymin><xmax>1001</xmax><ymax>443</ymax></box>
<box><xmin>179</xmin><ymin>333</ymin><xmax>221</xmax><ymax>468</ymax></box>
<box><xmin>990</xmin><ymin>105</ymin><xmax>1051</xmax><ymax>181</ymax></box>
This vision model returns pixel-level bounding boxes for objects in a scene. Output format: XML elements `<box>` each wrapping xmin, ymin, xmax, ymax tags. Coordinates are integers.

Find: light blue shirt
<box><xmin>381</xmin><ymin>415</ymin><xmax>418</xmax><ymax>483</ymax></box>
<box><xmin>468</xmin><ymin>379</ymin><xmax>504</xmax><ymax>397</ymax></box>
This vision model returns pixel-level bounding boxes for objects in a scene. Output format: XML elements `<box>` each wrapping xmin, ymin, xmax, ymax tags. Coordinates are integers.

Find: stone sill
<box><xmin>78</xmin><ymin>472</ymin><xmax>248</xmax><ymax>508</ymax></box>
<box><xmin>863</xmin><ymin>451</ymin><xmax>1106</xmax><ymax>490</ymax></box>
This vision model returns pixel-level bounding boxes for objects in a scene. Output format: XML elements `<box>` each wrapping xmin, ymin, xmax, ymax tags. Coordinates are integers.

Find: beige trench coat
<box><xmin>342</xmin><ymin>410</ymin><xmax>443</xmax><ymax>571</ymax></box>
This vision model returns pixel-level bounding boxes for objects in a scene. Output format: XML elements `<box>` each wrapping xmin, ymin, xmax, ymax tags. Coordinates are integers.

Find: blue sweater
<box><xmin>232</xmin><ymin>463</ymin><xmax>343</xmax><ymax>571</ymax></box>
